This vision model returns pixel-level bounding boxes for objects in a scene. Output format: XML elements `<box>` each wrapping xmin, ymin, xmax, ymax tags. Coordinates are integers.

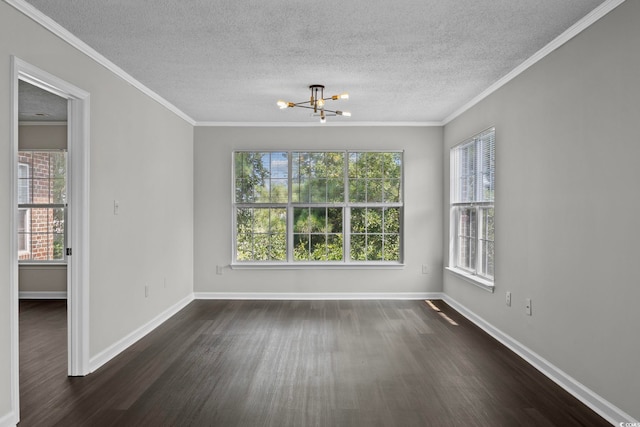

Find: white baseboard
<box><xmin>194</xmin><ymin>292</ymin><xmax>445</xmax><ymax>300</ymax></box>
<box><xmin>441</xmin><ymin>294</ymin><xmax>637</xmax><ymax>426</ymax></box>
<box><xmin>89</xmin><ymin>293</ymin><xmax>194</xmax><ymax>373</ymax></box>
<box><xmin>19</xmin><ymin>291</ymin><xmax>67</xmax><ymax>299</ymax></box>
<box><xmin>0</xmin><ymin>410</ymin><xmax>17</xmax><ymax>427</ymax></box>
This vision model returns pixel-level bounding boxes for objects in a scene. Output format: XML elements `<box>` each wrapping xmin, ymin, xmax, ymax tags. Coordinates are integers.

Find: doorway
<box><xmin>17</xmin><ymin>80</ymin><xmax>70</xmax><ymax>418</ymax></box>
<box><xmin>10</xmin><ymin>57</ymin><xmax>91</xmax><ymax>420</ymax></box>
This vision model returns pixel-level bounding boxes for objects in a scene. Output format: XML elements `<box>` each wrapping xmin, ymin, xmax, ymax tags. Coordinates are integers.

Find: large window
<box><xmin>17</xmin><ymin>150</ymin><xmax>67</xmax><ymax>262</ymax></box>
<box><xmin>234</xmin><ymin>151</ymin><xmax>403</xmax><ymax>264</ymax></box>
<box><xmin>449</xmin><ymin>128</ymin><xmax>495</xmax><ymax>287</ymax></box>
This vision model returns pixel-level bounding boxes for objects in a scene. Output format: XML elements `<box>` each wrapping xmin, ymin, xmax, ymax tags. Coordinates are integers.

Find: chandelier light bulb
<box><xmin>332</xmin><ymin>92</ymin><xmax>349</xmax><ymax>100</ymax></box>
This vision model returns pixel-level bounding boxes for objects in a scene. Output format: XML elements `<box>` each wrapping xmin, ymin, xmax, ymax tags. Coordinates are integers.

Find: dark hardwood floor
<box><xmin>19</xmin><ymin>299</ymin><xmax>609</xmax><ymax>426</ymax></box>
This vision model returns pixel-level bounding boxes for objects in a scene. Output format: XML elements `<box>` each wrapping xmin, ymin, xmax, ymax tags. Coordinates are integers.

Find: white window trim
<box><xmin>232</xmin><ymin>150</ymin><xmax>404</xmax><ymax>267</ymax></box>
<box><xmin>448</xmin><ymin>128</ymin><xmax>495</xmax><ymax>290</ymax></box>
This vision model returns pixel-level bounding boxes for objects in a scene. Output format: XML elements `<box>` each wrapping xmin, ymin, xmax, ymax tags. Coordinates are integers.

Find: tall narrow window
<box><xmin>450</xmin><ymin>128</ymin><xmax>494</xmax><ymax>286</ymax></box>
<box><xmin>17</xmin><ymin>150</ymin><xmax>67</xmax><ymax>262</ymax></box>
<box><xmin>233</xmin><ymin>150</ymin><xmax>403</xmax><ymax>264</ymax></box>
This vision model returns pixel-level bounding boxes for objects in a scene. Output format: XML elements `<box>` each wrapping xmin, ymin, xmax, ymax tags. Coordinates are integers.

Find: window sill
<box><xmin>231</xmin><ymin>262</ymin><xmax>405</xmax><ymax>270</ymax></box>
<box><xmin>445</xmin><ymin>267</ymin><xmax>494</xmax><ymax>293</ymax></box>
<box><xmin>18</xmin><ymin>262</ymin><xmax>67</xmax><ymax>268</ymax></box>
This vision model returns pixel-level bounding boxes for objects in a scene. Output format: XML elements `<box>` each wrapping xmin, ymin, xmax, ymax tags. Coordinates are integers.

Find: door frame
<box><xmin>9</xmin><ymin>56</ymin><xmax>91</xmax><ymax>418</ymax></box>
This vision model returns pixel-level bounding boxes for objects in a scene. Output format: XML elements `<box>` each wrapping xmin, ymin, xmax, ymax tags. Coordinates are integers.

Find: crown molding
<box><xmin>443</xmin><ymin>0</ymin><xmax>627</xmax><ymax>125</ymax></box>
<box><xmin>5</xmin><ymin>0</ymin><xmax>197</xmax><ymax>126</ymax></box>
<box><xmin>195</xmin><ymin>121</ymin><xmax>444</xmax><ymax>127</ymax></box>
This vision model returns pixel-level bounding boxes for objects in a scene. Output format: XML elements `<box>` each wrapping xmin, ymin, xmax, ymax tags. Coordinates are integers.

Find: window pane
<box><xmin>367</xmin><ymin>179</ymin><xmax>383</xmax><ymax>203</ymax></box>
<box><xmin>310</xmin><ymin>179</ymin><xmax>326</xmax><ymax>203</ymax></box>
<box><xmin>366</xmin><ymin>208</ymin><xmax>382</xmax><ymax>233</ymax></box>
<box><xmin>350</xmin><ymin>207</ymin><xmax>398</xmax><ymax>261</ymax></box>
<box><xmin>384</xmin><ymin>179</ymin><xmax>401</xmax><ymax>203</ymax></box>
<box><xmin>383</xmin><ymin>208</ymin><xmax>400</xmax><ymax>234</ymax></box>
<box><xmin>349</xmin><ymin>152</ymin><xmax>401</xmax><ymax>203</ymax></box>
<box><xmin>326</xmin><ymin>234</ymin><xmax>343</xmax><ymax>261</ymax></box>
<box><xmin>294</xmin><ymin>207</ymin><xmax>344</xmax><ymax>262</ymax></box>
<box><xmin>18</xmin><ymin>151</ymin><xmax>68</xmax><ymax>205</ymax></box>
<box><xmin>19</xmin><ymin>207</ymin><xmax>65</xmax><ymax>261</ymax></box>
<box><xmin>235</xmin><ymin>208</ymin><xmax>286</xmax><ymax>261</ymax></box>
<box><xmin>292</xmin><ymin>152</ymin><xmax>344</xmax><ymax>204</ymax></box>
<box><xmin>293</xmin><ymin>235</ymin><xmax>310</xmax><ymax>261</ymax></box>
<box><xmin>456</xmin><ymin>207</ymin><xmax>477</xmax><ymax>271</ymax></box>
<box><xmin>349</xmin><ymin>179</ymin><xmax>366</xmax><ymax>203</ymax></box>
<box><xmin>384</xmin><ymin>234</ymin><xmax>400</xmax><ymax>261</ymax></box>
<box><xmin>366</xmin><ymin>234</ymin><xmax>383</xmax><ymax>261</ymax></box>
<box><xmin>18</xmin><ymin>163</ymin><xmax>30</xmax><ymax>204</ymax></box>
<box><xmin>478</xmin><ymin>207</ymin><xmax>495</xmax><ymax>279</ymax></box>
<box><xmin>350</xmin><ymin>234</ymin><xmax>366</xmax><ymax>261</ymax></box>
<box><xmin>234</xmin><ymin>152</ymin><xmax>288</xmax><ymax>203</ymax></box>
<box><xmin>50</xmin><ymin>151</ymin><xmax>67</xmax><ymax>204</ymax></box>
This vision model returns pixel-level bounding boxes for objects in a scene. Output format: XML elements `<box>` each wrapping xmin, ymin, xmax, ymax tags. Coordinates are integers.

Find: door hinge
<box><xmin>66</xmin><ymin>248</ymin><xmax>72</xmax><ymax>256</ymax></box>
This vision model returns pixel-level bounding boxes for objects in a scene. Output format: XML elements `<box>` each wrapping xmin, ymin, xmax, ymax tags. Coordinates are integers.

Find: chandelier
<box><xmin>277</xmin><ymin>84</ymin><xmax>350</xmax><ymax>123</ymax></box>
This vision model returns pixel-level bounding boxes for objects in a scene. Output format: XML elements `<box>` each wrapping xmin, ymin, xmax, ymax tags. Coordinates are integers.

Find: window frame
<box><xmin>448</xmin><ymin>128</ymin><xmax>495</xmax><ymax>291</ymax></box>
<box><xmin>17</xmin><ymin>149</ymin><xmax>68</xmax><ymax>264</ymax></box>
<box><xmin>232</xmin><ymin>150</ymin><xmax>404</xmax><ymax>268</ymax></box>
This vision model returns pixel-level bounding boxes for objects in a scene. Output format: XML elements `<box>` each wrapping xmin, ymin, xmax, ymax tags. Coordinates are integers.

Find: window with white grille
<box><xmin>450</xmin><ymin>128</ymin><xmax>495</xmax><ymax>286</ymax></box>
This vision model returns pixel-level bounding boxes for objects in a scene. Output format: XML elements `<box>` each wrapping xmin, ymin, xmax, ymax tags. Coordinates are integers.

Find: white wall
<box><xmin>18</xmin><ymin>266</ymin><xmax>66</xmax><ymax>295</ymax></box>
<box><xmin>18</xmin><ymin>123</ymin><xmax>67</xmax><ymax>150</ymax></box>
<box><xmin>194</xmin><ymin>126</ymin><xmax>443</xmax><ymax>295</ymax></box>
<box><xmin>443</xmin><ymin>0</ymin><xmax>640</xmax><ymax>420</ymax></box>
<box><xmin>0</xmin><ymin>2</ymin><xmax>194</xmax><ymax>422</ymax></box>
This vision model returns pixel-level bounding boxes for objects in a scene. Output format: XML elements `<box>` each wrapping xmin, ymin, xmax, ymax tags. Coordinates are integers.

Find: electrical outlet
<box><xmin>421</xmin><ymin>264</ymin><xmax>429</xmax><ymax>274</ymax></box>
<box><xmin>216</xmin><ymin>265</ymin><xmax>223</xmax><ymax>275</ymax></box>
<box><xmin>506</xmin><ymin>291</ymin><xmax>511</xmax><ymax>307</ymax></box>
<box><xmin>525</xmin><ymin>298</ymin><xmax>532</xmax><ymax>316</ymax></box>
<box><xmin>113</xmin><ymin>200</ymin><xmax>120</xmax><ymax>215</ymax></box>
<box><xmin>145</xmin><ymin>284</ymin><xmax>149</xmax><ymax>298</ymax></box>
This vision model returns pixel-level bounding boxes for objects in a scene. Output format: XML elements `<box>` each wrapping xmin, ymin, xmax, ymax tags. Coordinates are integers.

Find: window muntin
<box><xmin>292</xmin><ymin>152</ymin><xmax>344</xmax><ymax>203</ymax></box>
<box><xmin>350</xmin><ymin>207</ymin><xmax>400</xmax><ymax>261</ymax></box>
<box><xmin>234</xmin><ymin>150</ymin><xmax>403</xmax><ymax>264</ymax></box>
<box><xmin>17</xmin><ymin>150</ymin><xmax>67</xmax><ymax>262</ymax></box>
<box><xmin>293</xmin><ymin>207</ymin><xmax>343</xmax><ymax>261</ymax></box>
<box><xmin>450</xmin><ymin>128</ymin><xmax>494</xmax><ymax>282</ymax></box>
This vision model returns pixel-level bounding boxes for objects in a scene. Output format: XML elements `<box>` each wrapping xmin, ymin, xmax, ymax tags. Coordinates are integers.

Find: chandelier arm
<box><xmin>292</xmin><ymin>104</ymin><xmax>317</xmax><ymax>111</ymax></box>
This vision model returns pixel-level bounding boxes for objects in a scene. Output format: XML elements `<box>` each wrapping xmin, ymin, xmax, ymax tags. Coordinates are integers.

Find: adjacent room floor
<box><xmin>19</xmin><ymin>299</ymin><xmax>609</xmax><ymax>426</ymax></box>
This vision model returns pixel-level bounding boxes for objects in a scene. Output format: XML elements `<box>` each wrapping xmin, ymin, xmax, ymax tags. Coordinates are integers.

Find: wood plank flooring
<box><xmin>19</xmin><ymin>299</ymin><xmax>610</xmax><ymax>426</ymax></box>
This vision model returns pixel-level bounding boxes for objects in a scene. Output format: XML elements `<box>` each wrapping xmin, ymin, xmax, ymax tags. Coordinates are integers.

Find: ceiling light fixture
<box><xmin>277</xmin><ymin>85</ymin><xmax>350</xmax><ymax>123</ymax></box>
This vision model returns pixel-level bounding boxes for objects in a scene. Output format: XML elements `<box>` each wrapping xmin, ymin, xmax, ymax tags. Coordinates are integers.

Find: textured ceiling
<box><xmin>22</xmin><ymin>0</ymin><xmax>606</xmax><ymax>124</ymax></box>
<box><xmin>19</xmin><ymin>80</ymin><xmax>68</xmax><ymax>122</ymax></box>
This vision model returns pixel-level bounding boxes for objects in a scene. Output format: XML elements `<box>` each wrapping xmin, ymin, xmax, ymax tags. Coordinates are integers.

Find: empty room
<box><xmin>1</xmin><ymin>0</ymin><xmax>639</xmax><ymax>426</ymax></box>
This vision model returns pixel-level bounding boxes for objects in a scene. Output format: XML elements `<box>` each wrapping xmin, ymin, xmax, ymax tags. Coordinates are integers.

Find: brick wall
<box><xmin>18</xmin><ymin>151</ymin><xmax>65</xmax><ymax>261</ymax></box>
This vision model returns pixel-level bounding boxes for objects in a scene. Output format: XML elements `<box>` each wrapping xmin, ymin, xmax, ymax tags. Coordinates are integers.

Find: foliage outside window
<box><xmin>17</xmin><ymin>150</ymin><xmax>67</xmax><ymax>262</ymax></box>
<box><xmin>234</xmin><ymin>151</ymin><xmax>403</xmax><ymax>264</ymax></box>
<box><xmin>450</xmin><ymin>128</ymin><xmax>495</xmax><ymax>284</ymax></box>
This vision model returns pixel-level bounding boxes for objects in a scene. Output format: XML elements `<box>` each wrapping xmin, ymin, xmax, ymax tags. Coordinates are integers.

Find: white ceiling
<box><xmin>19</xmin><ymin>80</ymin><xmax>68</xmax><ymax>122</ymax></box>
<box><xmin>21</xmin><ymin>0</ymin><xmax>607</xmax><ymax>124</ymax></box>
